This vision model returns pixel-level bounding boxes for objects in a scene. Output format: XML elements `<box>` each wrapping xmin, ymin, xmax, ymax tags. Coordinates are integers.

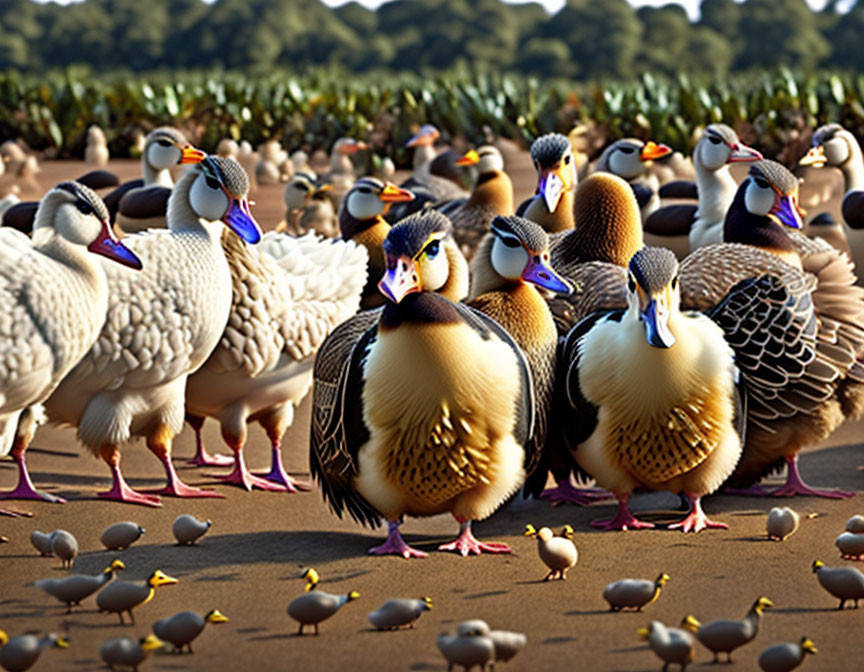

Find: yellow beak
<box><xmin>799</xmin><ymin>145</ymin><xmax>826</xmax><ymax>168</ymax></box>
<box><xmin>180</xmin><ymin>145</ymin><xmax>207</xmax><ymax>165</ymax></box>
<box><xmin>455</xmin><ymin>149</ymin><xmax>480</xmax><ymax>166</ymax></box>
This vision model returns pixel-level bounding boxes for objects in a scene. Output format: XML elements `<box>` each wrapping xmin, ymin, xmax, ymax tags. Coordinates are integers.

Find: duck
<box><xmin>96</xmin><ymin>569</ymin><xmax>178</xmax><ymax>624</ymax></box>
<box><xmin>591</xmin><ymin>138</ymin><xmax>672</xmax><ymax>221</ymax></box>
<box><xmin>185</xmin><ymin>229</ymin><xmax>366</xmax><ymax>492</ymax></box>
<box><xmin>152</xmin><ymin>609</ymin><xmax>228</xmax><ymax>653</ymax></box>
<box><xmin>690</xmin><ymin>597</ymin><xmax>773</xmax><ymax>663</ymax></box>
<box><xmin>367</xmin><ymin>597</ymin><xmax>432</xmax><ymax>630</ymax></box>
<box><xmin>758</xmin><ymin>637</ymin><xmax>818</xmax><ymax>672</ymax></box>
<box><xmin>812</xmin><ymin>560</ymin><xmax>864</xmax><ymax>608</ymax></box>
<box><xmin>646</xmin><ymin>124</ymin><xmax>762</xmax><ymax>255</ymax></box>
<box><xmin>799</xmin><ymin>123</ymin><xmax>864</xmax><ymax>270</ymax></box>
<box><xmin>637</xmin><ymin>618</ymin><xmax>698</xmax><ymax>672</ymax></box>
<box><xmin>766</xmin><ymin>507</ymin><xmax>800</xmax><ymax>542</ymax></box>
<box><xmin>256</xmin><ymin>138</ymin><xmax>290</xmax><ymax>185</ymax></box>
<box><xmin>554</xmin><ymin>246</ymin><xmax>743</xmax><ymax>531</ymax></box>
<box><xmin>44</xmin><ymin>154</ymin><xmax>261</xmax><ymax>506</ymax></box>
<box><xmin>85</xmin><ymin>125</ymin><xmax>110</xmax><ymax>167</ymax></box>
<box><xmin>438</xmin><ymin>146</ymin><xmax>514</xmax><ymax>261</ymax></box>
<box><xmin>104</xmin><ymin>127</ymin><xmax>205</xmax><ymax>234</ymax></box>
<box><xmin>172</xmin><ymin>514</ymin><xmax>211</xmax><ymax>545</ymax></box>
<box><xmin>0</xmin><ymin>631</ymin><xmax>68</xmax><ymax>672</ymax></box>
<box><xmin>703</xmin><ymin>160</ymin><xmax>864</xmax><ymax>498</ymax></box>
<box><xmin>518</xmin><ymin>133</ymin><xmax>578</xmax><ymax>233</ymax></box>
<box><xmin>0</xmin><ymin>182</ymin><xmax>142</xmax><ymax>507</ymax></box>
<box><xmin>322</xmin><ymin>137</ymin><xmax>367</xmax><ymax>211</ymax></box>
<box><xmin>50</xmin><ymin>529</ymin><xmax>78</xmax><ymax>569</ymax></box>
<box><xmin>275</xmin><ymin>171</ymin><xmax>336</xmax><ymax>238</ymax></box>
<box><xmin>836</xmin><ymin>515</ymin><xmax>864</xmax><ymax>559</ymax></box>
<box><xmin>487</xmin><ymin>627</ymin><xmax>527</xmax><ymax>668</ymax></box>
<box><xmin>99</xmin><ymin>634</ymin><xmax>163</xmax><ymax>671</ymax></box>
<box><xmin>29</xmin><ymin>530</ymin><xmax>55</xmax><ymax>556</ymax></box>
<box><xmin>237</xmin><ymin>141</ymin><xmax>259</xmax><ymax>191</ymax></box>
<box><xmin>400</xmin><ymin>125</ymin><xmax>468</xmax><ymax>204</ymax></box>
<box><xmin>288</xmin><ymin>589</ymin><xmax>359</xmax><ymax>635</ymax></box>
<box><xmin>436</xmin><ymin>621</ymin><xmax>495</xmax><ymax>672</ymax></box>
<box><xmin>338</xmin><ymin>177</ymin><xmax>415</xmax><ymax>309</ymax></box>
<box><xmin>216</xmin><ymin>138</ymin><xmax>239</xmax><ymax>160</ymax></box>
<box><xmin>0</xmin><ymin>140</ymin><xmax>27</xmax><ymax>175</ymax></box>
<box><xmin>101</xmin><ymin>522</ymin><xmax>146</xmax><ymax>550</ymax></box>
<box><xmin>603</xmin><ymin>573</ymin><xmax>670</xmax><ymax>612</ymax></box>
<box><xmin>523</xmin><ymin>524</ymin><xmax>577</xmax><ymax>581</ymax></box>
<box><xmin>291</xmin><ymin>150</ymin><xmax>312</xmax><ymax>175</ymax></box>
<box><xmin>35</xmin><ymin>559</ymin><xmax>125</xmax><ymax>612</ymax></box>
<box><xmin>467</xmin><ymin>215</ymin><xmax>572</xmax><ymax>494</ymax></box>
<box><xmin>311</xmin><ymin>210</ymin><xmax>535</xmax><ymax>557</ymax></box>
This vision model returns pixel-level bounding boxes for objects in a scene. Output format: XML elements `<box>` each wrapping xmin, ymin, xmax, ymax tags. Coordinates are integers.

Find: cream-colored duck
<box><xmin>44</xmin><ymin>155</ymin><xmax>261</xmax><ymax>506</ymax></box>
<box><xmin>637</xmin><ymin>618</ymin><xmax>698</xmax><ymax>672</ymax></box>
<box><xmin>368</xmin><ymin>597</ymin><xmax>432</xmax><ymax>630</ymax></box>
<box><xmin>275</xmin><ymin>171</ymin><xmax>336</xmax><ymax>238</ymax></box>
<box><xmin>0</xmin><ymin>631</ymin><xmax>67</xmax><ymax>672</ymax></box>
<box><xmin>96</xmin><ymin>569</ymin><xmax>178</xmax><ymax>624</ymax></box>
<box><xmin>759</xmin><ymin>637</ymin><xmax>818</xmax><ymax>672</ymax></box>
<box><xmin>185</xmin><ymin>229</ymin><xmax>366</xmax><ymax>492</ymax></box>
<box><xmin>311</xmin><ymin>211</ymin><xmax>533</xmax><ymax>557</ymax></box>
<box><xmin>105</xmin><ymin>127</ymin><xmax>205</xmax><ymax>234</ymax></box>
<box><xmin>216</xmin><ymin>138</ymin><xmax>239</xmax><ymax>160</ymax></box>
<box><xmin>523</xmin><ymin>524</ymin><xmax>577</xmax><ymax>581</ymax></box>
<box><xmin>35</xmin><ymin>559</ymin><xmax>125</xmax><ymax>612</ymax></box>
<box><xmin>812</xmin><ymin>560</ymin><xmax>864</xmax><ymax>608</ymax></box>
<box><xmin>766</xmin><ymin>507</ymin><xmax>800</xmax><ymax>542</ymax></box>
<box><xmin>690</xmin><ymin>597</ymin><xmax>773</xmax><ymax>663</ymax></box>
<box><xmin>592</xmin><ymin>138</ymin><xmax>672</xmax><ymax>221</ymax></box>
<box><xmin>152</xmin><ymin>609</ymin><xmax>228</xmax><ymax>653</ymax></box>
<box><xmin>603</xmin><ymin>573</ymin><xmax>670</xmax><ymax>611</ymax></box>
<box><xmin>0</xmin><ymin>182</ymin><xmax>141</xmax><ymax>507</ymax></box>
<box><xmin>436</xmin><ymin>621</ymin><xmax>495</xmax><ymax>672</ymax></box>
<box><xmin>518</xmin><ymin>133</ymin><xmax>578</xmax><ymax>233</ymax></box>
<box><xmin>647</xmin><ymin>124</ymin><xmax>762</xmax><ymax>254</ymax></box>
<box><xmin>256</xmin><ymin>138</ymin><xmax>290</xmax><ymax>185</ymax></box>
<box><xmin>99</xmin><ymin>634</ymin><xmax>163</xmax><ymax>671</ymax></box>
<box><xmin>323</xmin><ymin>137</ymin><xmax>367</xmax><ymax>211</ymax></box>
<box><xmin>288</xmin><ymin>589</ymin><xmax>359</xmax><ymax>635</ymax></box>
<box><xmin>85</xmin><ymin>125</ymin><xmax>110</xmax><ymax>167</ymax></box>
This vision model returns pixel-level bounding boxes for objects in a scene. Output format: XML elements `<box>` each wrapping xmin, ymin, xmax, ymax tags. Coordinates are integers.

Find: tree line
<box><xmin>1</xmin><ymin>0</ymin><xmax>863</xmax><ymax>78</ymax></box>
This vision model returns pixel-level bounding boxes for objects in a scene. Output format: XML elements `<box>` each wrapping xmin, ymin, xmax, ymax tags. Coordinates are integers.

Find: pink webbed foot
<box><xmin>438</xmin><ymin>520</ymin><xmax>511</xmax><ymax>556</ymax></box>
<box><xmin>184</xmin><ymin>418</ymin><xmax>233</xmax><ymax>467</ymax></box>
<box><xmin>772</xmin><ymin>455</ymin><xmax>854</xmax><ymax>499</ymax></box>
<box><xmin>252</xmin><ymin>444</ymin><xmax>312</xmax><ymax>493</ymax></box>
<box><xmin>99</xmin><ymin>468</ymin><xmax>162</xmax><ymax>508</ymax></box>
<box><xmin>668</xmin><ymin>495</ymin><xmax>727</xmax><ymax>533</ymax></box>
<box><xmin>539</xmin><ymin>478</ymin><xmax>613</xmax><ymax>506</ymax></box>
<box><xmin>369</xmin><ymin>521</ymin><xmax>427</xmax><ymax>558</ymax></box>
<box><xmin>722</xmin><ymin>484</ymin><xmax>776</xmax><ymax>497</ymax></box>
<box><xmin>208</xmin><ymin>454</ymin><xmax>287</xmax><ymax>492</ymax></box>
<box><xmin>0</xmin><ymin>453</ymin><xmax>66</xmax><ymax>503</ymax></box>
<box><xmin>590</xmin><ymin>494</ymin><xmax>655</xmax><ymax>531</ymax></box>
<box><xmin>148</xmin><ymin>457</ymin><xmax>223</xmax><ymax>498</ymax></box>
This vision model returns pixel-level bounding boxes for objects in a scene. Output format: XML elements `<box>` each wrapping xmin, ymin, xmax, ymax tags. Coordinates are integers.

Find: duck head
<box><xmin>604</xmin><ymin>138</ymin><xmax>672</xmax><ymax>180</ymax></box>
<box><xmin>800</xmin><ymin>637</ymin><xmax>818</xmax><ymax>655</ymax></box>
<box><xmin>655</xmin><ymin>573</ymin><xmax>671</xmax><ymax>588</ymax></box>
<box><xmin>103</xmin><ymin>559</ymin><xmax>126</xmax><ymax>575</ymax></box>
<box><xmin>627</xmin><ymin>247</ymin><xmax>680</xmax><ymax>349</ymax></box>
<box><xmin>742</xmin><ymin>160</ymin><xmax>804</xmax><ymax>230</ymax></box>
<box><xmin>455</xmin><ymin>146</ymin><xmax>504</xmax><ymax>175</ymax></box>
<box><xmin>530</xmin><ymin>133</ymin><xmax>577</xmax><ymax>213</ymax></box>
<box><xmin>188</xmin><ymin>155</ymin><xmax>262</xmax><ymax>244</ymax></box>
<box><xmin>800</xmin><ymin>123</ymin><xmax>854</xmax><ymax>168</ymax></box>
<box><xmin>812</xmin><ymin>560</ymin><xmax>825</xmax><ymax>573</ymax></box>
<box><xmin>696</xmin><ymin>124</ymin><xmax>762</xmax><ymax>171</ymax></box>
<box><xmin>488</xmin><ymin>215</ymin><xmax>571</xmax><ymax>294</ymax></box>
<box><xmin>753</xmin><ymin>596</ymin><xmax>774</xmax><ymax>614</ymax></box>
<box><xmin>333</xmin><ymin>137</ymin><xmax>368</xmax><ymax>156</ymax></box>
<box><xmin>405</xmin><ymin>124</ymin><xmax>440</xmax><ymax>148</ymax></box>
<box><xmin>139</xmin><ymin>634</ymin><xmax>164</xmax><ymax>653</ymax></box>
<box><xmin>145</xmin><ymin>127</ymin><xmax>205</xmax><ymax>171</ymax></box>
<box><xmin>284</xmin><ymin>171</ymin><xmax>328</xmax><ymax>210</ymax></box>
<box><xmin>205</xmin><ymin>609</ymin><xmax>230</xmax><ymax>624</ymax></box>
<box><xmin>341</xmin><ymin>177</ymin><xmax>414</xmax><ymax>235</ymax></box>
<box><xmin>681</xmin><ymin>615</ymin><xmax>701</xmax><ymax>632</ymax></box>
<box><xmin>147</xmin><ymin>570</ymin><xmax>179</xmax><ymax>588</ymax></box>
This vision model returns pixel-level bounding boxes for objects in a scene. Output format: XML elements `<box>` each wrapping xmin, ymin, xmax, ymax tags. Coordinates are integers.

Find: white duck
<box><xmin>322</xmin><ymin>137</ymin><xmax>367</xmax><ymax>211</ymax></box>
<box><xmin>185</xmin><ymin>229</ymin><xmax>367</xmax><ymax>492</ymax></box>
<box><xmin>44</xmin><ymin>155</ymin><xmax>262</xmax><ymax>506</ymax></box>
<box><xmin>85</xmin><ymin>125</ymin><xmax>110</xmax><ymax>168</ymax></box>
<box><xmin>0</xmin><ymin>183</ymin><xmax>141</xmax><ymax>511</ymax></box>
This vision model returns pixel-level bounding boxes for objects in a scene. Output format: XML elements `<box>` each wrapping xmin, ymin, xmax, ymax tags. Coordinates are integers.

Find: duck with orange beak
<box><xmin>593</xmin><ymin>138</ymin><xmax>673</xmax><ymax>222</ymax></box>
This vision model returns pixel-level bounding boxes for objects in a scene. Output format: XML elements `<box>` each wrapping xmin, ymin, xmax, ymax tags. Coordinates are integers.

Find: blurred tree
<box><xmin>736</xmin><ymin>0</ymin><xmax>829</xmax><ymax>70</ymax></box>
<box><xmin>824</xmin><ymin>0</ymin><xmax>864</xmax><ymax>69</ymax></box>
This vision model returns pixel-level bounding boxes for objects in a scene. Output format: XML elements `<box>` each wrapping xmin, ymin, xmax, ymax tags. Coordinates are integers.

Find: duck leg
<box><xmin>539</xmin><ymin>477</ymin><xmax>614</xmax><ymax>505</ymax></box>
<box><xmin>369</xmin><ymin>519</ymin><xmax>427</xmax><ymax>558</ymax></box>
<box><xmin>438</xmin><ymin>517</ymin><xmax>511</xmax><ymax>556</ymax></box>
<box><xmin>589</xmin><ymin>493</ymin><xmax>655</xmax><ymax>531</ymax></box>
<box><xmin>184</xmin><ymin>414</ymin><xmax>233</xmax><ymax>467</ymax></box>
<box><xmin>0</xmin><ymin>438</ymin><xmax>65</xmax><ymax>504</ymax></box>
<box><xmin>97</xmin><ymin>445</ymin><xmax>162</xmax><ymax>507</ymax></box>
<box><xmin>252</xmin><ymin>412</ymin><xmax>312</xmax><ymax>492</ymax></box>
<box><xmin>0</xmin><ymin>507</ymin><xmax>32</xmax><ymax>517</ymax></box>
<box><xmin>145</xmin><ymin>425</ymin><xmax>223</xmax><ymax>498</ymax></box>
<box><xmin>668</xmin><ymin>493</ymin><xmax>728</xmax><ymax>533</ymax></box>
<box><xmin>770</xmin><ymin>455</ymin><xmax>854</xmax><ymax>499</ymax></box>
<box><xmin>207</xmin><ymin>431</ymin><xmax>287</xmax><ymax>492</ymax></box>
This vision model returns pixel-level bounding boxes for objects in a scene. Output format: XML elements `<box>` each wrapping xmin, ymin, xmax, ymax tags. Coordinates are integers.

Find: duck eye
<box><xmin>157</xmin><ymin>139</ymin><xmax>172</xmax><ymax>147</ymax></box>
<box><xmin>619</xmin><ymin>146</ymin><xmax>635</xmax><ymax>155</ymax></box>
<box><xmin>564</xmin><ymin>155</ymin><xmax>571</xmax><ymax>164</ymax></box>
<box><xmin>671</xmin><ymin>275</ymin><xmax>678</xmax><ymax>289</ymax></box>
<box><xmin>499</xmin><ymin>235</ymin><xmax>521</xmax><ymax>248</ymax></box>
<box><xmin>707</xmin><ymin>135</ymin><xmax>722</xmax><ymax>145</ymax></box>
<box><xmin>357</xmin><ymin>187</ymin><xmax>372</xmax><ymax>195</ymax></box>
<box><xmin>753</xmin><ymin>177</ymin><xmax>770</xmax><ymax>189</ymax></box>
<box><xmin>75</xmin><ymin>200</ymin><xmax>93</xmax><ymax>215</ymax></box>
<box><xmin>424</xmin><ymin>239</ymin><xmax>440</xmax><ymax>258</ymax></box>
<box><xmin>205</xmin><ymin>175</ymin><xmax>220</xmax><ymax>190</ymax></box>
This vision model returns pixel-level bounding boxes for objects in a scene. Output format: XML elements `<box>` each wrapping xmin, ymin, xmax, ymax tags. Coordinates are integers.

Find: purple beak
<box><xmin>771</xmin><ymin>195</ymin><xmax>803</xmax><ymax>230</ymax></box>
<box><xmin>223</xmin><ymin>198</ymin><xmax>262</xmax><ymax>244</ymax></box>
<box><xmin>88</xmin><ymin>222</ymin><xmax>143</xmax><ymax>270</ymax></box>
<box><xmin>641</xmin><ymin>299</ymin><xmax>676</xmax><ymax>349</ymax></box>
<box><xmin>521</xmin><ymin>256</ymin><xmax>572</xmax><ymax>294</ymax></box>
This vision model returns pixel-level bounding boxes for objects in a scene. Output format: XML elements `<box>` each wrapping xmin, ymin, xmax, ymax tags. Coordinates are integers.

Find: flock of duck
<box><xmin>2</xmin><ymin>118</ymin><xmax>864</xmax><ymax>670</ymax></box>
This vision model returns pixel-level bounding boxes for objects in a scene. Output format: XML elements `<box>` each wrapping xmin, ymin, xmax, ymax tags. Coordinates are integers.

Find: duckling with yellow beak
<box><xmin>518</xmin><ymin>134</ymin><xmax>578</xmax><ymax>233</ymax></box>
<box><xmin>310</xmin><ymin>210</ymin><xmax>534</xmax><ymax>557</ymax></box>
<box><xmin>559</xmin><ymin>247</ymin><xmax>742</xmax><ymax>531</ymax></box>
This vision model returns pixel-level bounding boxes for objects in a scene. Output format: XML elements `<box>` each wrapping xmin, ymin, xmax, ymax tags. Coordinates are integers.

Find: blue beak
<box><xmin>521</xmin><ymin>256</ymin><xmax>572</xmax><ymax>294</ymax></box>
<box><xmin>770</xmin><ymin>195</ymin><xmax>803</xmax><ymax>230</ymax></box>
<box><xmin>88</xmin><ymin>221</ymin><xmax>143</xmax><ymax>270</ymax></box>
<box><xmin>641</xmin><ymin>299</ymin><xmax>676</xmax><ymax>348</ymax></box>
<box><xmin>223</xmin><ymin>198</ymin><xmax>262</xmax><ymax>244</ymax></box>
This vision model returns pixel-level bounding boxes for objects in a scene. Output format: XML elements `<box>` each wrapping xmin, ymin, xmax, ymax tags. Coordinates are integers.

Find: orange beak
<box><xmin>379</xmin><ymin>182</ymin><xmax>415</xmax><ymax>203</ymax></box>
<box><xmin>180</xmin><ymin>145</ymin><xmax>207</xmax><ymax>164</ymax></box>
<box><xmin>640</xmin><ymin>141</ymin><xmax>672</xmax><ymax>161</ymax></box>
<box><xmin>455</xmin><ymin>149</ymin><xmax>480</xmax><ymax>166</ymax></box>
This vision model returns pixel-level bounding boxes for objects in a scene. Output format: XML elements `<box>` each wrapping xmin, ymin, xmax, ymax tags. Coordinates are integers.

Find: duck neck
<box><xmin>556</xmin><ymin>204</ymin><xmax>642</xmax><ymax>266</ymax></box>
<box><xmin>414</xmin><ymin>144</ymin><xmax>436</xmax><ymax>170</ymax></box>
<box><xmin>468</xmin><ymin>171</ymin><xmax>514</xmax><ymax>214</ymax></box>
<box><xmin>695</xmin><ymin>159</ymin><xmax>738</xmax><ymax>224</ymax></box>
<box><xmin>723</xmin><ymin>189</ymin><xmax>801</xmax><ymax>267</ymax></box>
<box><xmin>468</xmin><ymin>236</ymin><xmax>502</xmax><ymax>299</ymax></box>
<box><xmin>142</xmin><ymin>153</ymin><xmax>174</xmax><ymax>188</ymax></box>
<box><xmin>33</xmin><ymin>231</ymin><xmax>104</xmax><ymax>292</ymax></box>
<box><xmin>166</xmin><ymin>173</ymin><xmax>221</xmax><ymax>238</ymax></box>
<box><xmin>840</xmin><ymin>141</ymin><xmax>864</xmax><ymax>194</ymax></box>
<box><xmin>440</xmin><ymin>240</ymin><xmax>470</xmax><ymax>302</ymax></box>
<box><xmin>524</xmin><ymin>187</ymin><xmax>575</xmax><ymax>233</ymax></box>
<box><xmin>331</xmin><ymin>152</ymin><xmax>353</xmax><ymax>175</ymax></box>
<box><xmin>745</xmin><ymin>605</ymin><xmax>762</xmax><ymax>635</ymax></box>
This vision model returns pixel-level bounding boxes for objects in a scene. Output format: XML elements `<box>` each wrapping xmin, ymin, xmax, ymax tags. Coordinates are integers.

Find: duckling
<box><xmin>36</xmin><ymin>559</ymin><xmax>125</xmax><ymax>612</ymax></box>
<box><xmin>690</xmin><ymin>596</ymin><xmax>774</xmax><ymax>663</ymax></box>
<box><xmin>152</xmin><ymin>609</ymin><xmax>228</xmax><ymax>653</ymax></box>
<box><xmin>172</xmin><ymin>514</ymin><xmax>211</xmax><ymax>545</ymax></box>
<box><xmin>812</xmin><ymin>560</ymin><xmax>864</xmax><ymax>608</ymax></box>
<box><xmin>99</xmin><ymin>634</ymin><xmax>163</xmax><ymax>671</ymax></box>
<box><xmin>0</xmin><ymin>183</ymin><xmax>142</xmax><ymax>506</ymax></box>
<box><xmin>105</xmin><ymin>127</ymin><xmax>205</xmax><ymax>234</ymax></box>
<box><xmin>523</xmin><ymin>524</ymin><xmax>577</xmax><ymax>581</ymax></box>
<box><xmin>847</xmin><ymin>514</ymin><xmax>864</xmax><ymax>532</ymax></box>
<box><xmin>603</xmin><ymin>573</ymin><xmax>670</xmax><ymax>612</ymax></box>
<box><xmin>237</xmin><ymin>141</ymin><xmax>259</xmax><ymax>191</ymax></box>
<box><xmin>0</xmin><ymin>631</ymin><xmax>68</xmax><ymax>672</ymax></box>
<box><xmin>45</xmin><ymin>155</ymin><xmax>261</xmax><ymax>506</ymax></box>
<box><xmin>311</xmin><ymin>211</ymin><xmax>536</xmax><ymax>557</ymax></box>
<box><xmin>436</xmin><ymin>621</ymin><xmax>495</xmax><ymax>672</ymax></box>
<box><xmin>276</xmin><ymin>172</ymin><xmax>336</xmax><ymax>238</ymax></box>
<box><xmin>766</xmin><ymin>507</ymin><xmax>800</xmax><ymax>542</ymax></box>
<box><xmin>256</xmin><ymin>138</ymin><xmax>289</xmax><ymax>186</ymax></box>
<box><xmin>50</xmin><ymin>529</ymin><xmax>78</xmax><ymax>569</ymax></box>
<box><xmin>759</xmin><ymin>637</ymin><xmax>818</xmax><ymax>672</ymax></box>
<box><xmin>592</xmin><ymin>138</ymin><xmax>672</xmax><ymax>221</ymax></box>
<box><xmin>101</xmin><ymin>522</ymin><xmax>146</xmax><ymax>550</ymax></box>
<box><xmin>637</xmin><ymin>618</ymin><xmax>698</xmax><ymax>672</ymax></box>
<box><xmin>0</xmin><ymin>140</ymin><xmax>27</xmax><ymax>175</ymax></box>
<box><xmin>487</xmin><ymin>628</ymin><xmax>527</xmax><ymax>668</ymax></box>
<box><xmin>367</xmin><ymin>597</ymin><xmax>432</xmax><ymax>630</ymax></box>
<box><xmin>518</xmin><ymin>133</ymin><xmax>578</xmax><ymax>233</ymax></box>
<box><xmin>85</xmin><ymin>125</ymin><xmax>110</xmax><ymax>167</ymax></box>
<box><xmin>97</xmin><ymin>569</ymin><xmax>178</xmax><ymax>625</ymax></box>
<box><xmin>647</xmin><ymin>124</ymin><xmax>762</xmax><ymax>254</ymax></box>
<box><xmin>439</xmin><ymin>146</ymin><xmax>514</xmax><ymax>261</ymax></box>
<box><xmin>29</xmin><ymin>530</ymin><xmax>55</xmax><ymax>556</ymax></box>
<box><xmin>288</xmin><ymin>589</ymin><xmax>359</xmax><ymax>635</ymax></box>
<box><xmin>338</xmin><ymin>177</ymin><xmax>414</xmax><ymax>309</ymax></box>
<box><xmin>291</xmin><ymin>150</ymin><xmax>312</xmax><ymax>175</ymax></box>
<box><xmin>322</xmin><ymin>137</ymin><xmax>367</xmax><ymax>211</ymax></box>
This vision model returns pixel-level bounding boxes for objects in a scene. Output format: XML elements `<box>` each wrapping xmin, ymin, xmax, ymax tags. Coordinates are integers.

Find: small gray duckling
<box><xmin>368</xmin><ymin>597</ymin><xmax>432</xmax><ymax>630</ymax></box>
<box><xmin>437</xmin><ymin>620</ymin><xmax>495</xmax><ymax>672</ymax></box>
<box><xmin>835</xmin><ymin>531</ymin><xmax>864</xmax><ymax>560</ymax></box>
<box><xmin>766</xmin><ymin>507</ymin><xmax>799</xmax><ymax>542</ymax></box>
<box><xmin>487</xmin><ymin>628</ymin><xmax>527</xmax><ymax>667</ymax></box>
<box><xmin>96</xmin><ymin>570</ymin><xmax>179</xmax><ymax>625</ymax></box>
<box><xmin>172</xmin><ymin>514</ymin><xmax>211</xmax><ymax>545</ymax></box>
<box><xmin>152</xmin><ymin>609</ymin><xmax>228</xmax><ymax>653</ymax></box>
<box><xmin>50</xmin><ymin>530</ymin><xmax>78</xmax><ymax>569</ymax></box>
<box><xmin>638</xmin><ymin>618</ymin><xmax>699</xmax><ymax>672</ymax></box>
<box><xmin>758</xmin><ymin>637</ymin><xmax>818</xmax><ymax>672</ymax></box>
<box><xmin>846</xmin><ymin>515</ymin><xmax>864</xmax><ymax>534</ymax></box>
<box><xmin>101</xmin><ymin>522</ymin><xmax>146</xmax><ymax>550</ymax></box>
<box><xmin>524</xmin><ymin>524</ymin><xmax>578</xmax><ymax>581</ymax></box>
<box><xmin>0</xmin><ymin>631</ymin><xmax>68</xmax><ymax>672</ymax></box>
<box><xmin>288</xmin><ymin>590</ymin><xmax>359</xmax><ymax>635</ymax></box>
<box><xmin>689</xmin><ymin>596</ymin><xmax>773</xmax><ymax>663</ymax></box>
<box><xmin>603</xmin><ymin>573</ymin><xmax>670</xmax><ymax>612</ymax></box>
<box><xmin>35</xmin><ymin>559</ymin><xmax>125</xmax><ymax>612</ymax></box>
<box><xmin>812</xmin><ymin>560</ymin><xmax>864</xmax><ymax>609</ymax></box>
<box><xmin>99</xmin><ymin>634</ymin><xmax>163</xmax><ymax>671</ymax></box>
<box><xmin>29</xmin><ymin>530</ymin><xmax>54</xmax><ymax>556</ymax></box>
